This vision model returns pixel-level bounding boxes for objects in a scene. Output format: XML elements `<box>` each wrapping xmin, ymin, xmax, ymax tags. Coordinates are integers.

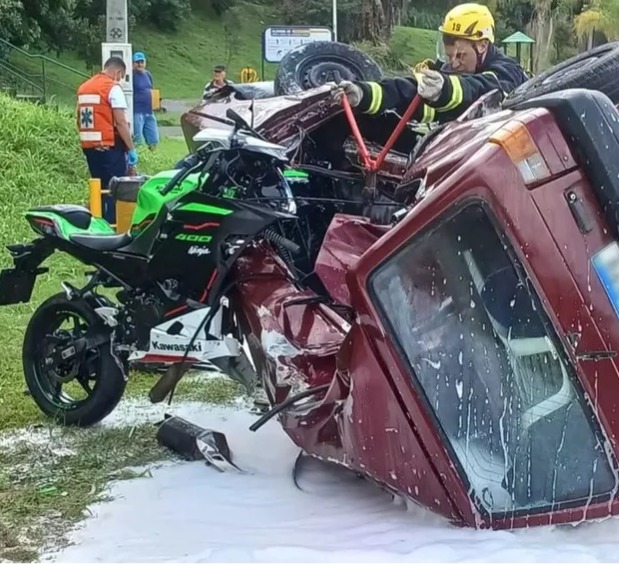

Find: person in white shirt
<box><xmin>202</xmin><ymin>64</ymin><xmax>233</xmax><ymax>99</ymax></box>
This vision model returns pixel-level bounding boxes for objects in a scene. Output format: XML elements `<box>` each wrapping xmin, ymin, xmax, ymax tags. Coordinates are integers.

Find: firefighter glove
<box><xmin>416</xmin><ymin>69</ymin><xmax>444</xmax><ymax>103</ymax></box>
<box><xmin>331</xmin><ymin>80</ymin><xmax>363</xmax><ymax>107</ymax></box>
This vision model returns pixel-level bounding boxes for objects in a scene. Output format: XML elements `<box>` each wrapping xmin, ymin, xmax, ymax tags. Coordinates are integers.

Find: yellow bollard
<box><xmin>88</xmin><ymin>177</ymin><xmax>116</xmax><ymax>229</ymax></box>
<box><xmin>89</xmin><ymin>178</ymin><xmax>102</xmax><ymax>217</ymax></box>
<box><xmin>152</xmin><ymin>88</ymin><xmax>162</xmax><ymax>112</ymax></box>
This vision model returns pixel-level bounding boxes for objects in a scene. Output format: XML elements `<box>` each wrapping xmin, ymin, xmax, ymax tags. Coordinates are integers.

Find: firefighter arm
<box><xmin>113</xmin><ymin>109</ymin><xmax>134</xmax><ymax>151</ymax></box>
<box><xmin>429</xmin><ymin>71</ymin><xmax>502</xmax><ymax>115</ymax></box>
<box><xmin>356</xmin><ymin>78</ymin><xmax>437</xmax><ymax>123</ymax></box>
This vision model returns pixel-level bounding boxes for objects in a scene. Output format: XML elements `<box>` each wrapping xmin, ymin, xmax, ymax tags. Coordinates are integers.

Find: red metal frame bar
<box><xmin>340</xmin><ymin>93</ymin><xmax>373</xmax><ymax>169</ymax></box>
<box><xmin>340</xmin><ymin>93</ymin><xmax>422</xmax><ymax>172</ymax></box>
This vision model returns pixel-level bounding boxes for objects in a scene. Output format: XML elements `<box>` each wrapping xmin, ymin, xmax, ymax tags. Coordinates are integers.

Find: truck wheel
<box><xmin>274</xmin><ymin>41</ymin><xmax>383</xmax><ymax>96</ymax></box>
<box><xmin>23</xmin><ymin>293</ymin><xmax>126</xmax><ymax>427</ymax></box>
<box><xmin>503</xmin><ymin>42</ymin><xmax>619</xmax><ymax>109</ymax></box>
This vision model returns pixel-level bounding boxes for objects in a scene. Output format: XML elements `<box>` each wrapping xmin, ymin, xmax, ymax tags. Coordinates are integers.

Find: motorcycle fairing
<box><xmin>128</xmin><ymin>304</ymin><xmax>241</xmax><ymax>364</ymax></box>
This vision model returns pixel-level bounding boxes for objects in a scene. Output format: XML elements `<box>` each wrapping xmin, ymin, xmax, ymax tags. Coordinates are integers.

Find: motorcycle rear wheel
<box><xmin>22</xmin><ymin>292</ymin><xmax>126</xmax><ymax>427</ymax></box>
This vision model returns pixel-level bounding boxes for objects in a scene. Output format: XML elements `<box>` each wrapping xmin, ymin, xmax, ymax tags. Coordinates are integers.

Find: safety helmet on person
<box><xmin>439</xmin><ymin>3</ymin><xmax>495</xmax><ymax>42</ymax></box>
<box><xmin>437</xmin><ymin>3</ymin><xmax>495</xmax><ymax>73</ymax></box>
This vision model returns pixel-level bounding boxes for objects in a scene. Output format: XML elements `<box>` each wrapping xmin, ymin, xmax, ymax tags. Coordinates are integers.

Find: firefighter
<box><xmin>77</xmin><ymin>56</ymin><xmax>137</xmax><ymax>189</ymax></box>
<box><xmin>334</xmin><ymin>3</ymin><xmax>528</xmax><ymax>124</ymax></box>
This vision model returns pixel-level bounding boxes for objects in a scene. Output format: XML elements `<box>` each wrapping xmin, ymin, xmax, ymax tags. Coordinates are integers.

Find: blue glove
<box><xmin>127</xmin><ymin>149</ymin><xmax>138</xmax><ymax>167</ymax></box>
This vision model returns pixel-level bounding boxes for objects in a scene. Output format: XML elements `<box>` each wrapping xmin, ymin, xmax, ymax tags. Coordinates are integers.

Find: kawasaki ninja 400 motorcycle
<box><xmin>0</xmin><ymin>109</ymin><xmax>341</xmax><ymax>426</ymax></box>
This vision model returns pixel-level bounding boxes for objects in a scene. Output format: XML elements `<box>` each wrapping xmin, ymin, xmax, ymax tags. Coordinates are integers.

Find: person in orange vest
<box><xmin>77</xmin><ymin>56</ymin><xmax>138</xmax><ymax>221</ymax></box>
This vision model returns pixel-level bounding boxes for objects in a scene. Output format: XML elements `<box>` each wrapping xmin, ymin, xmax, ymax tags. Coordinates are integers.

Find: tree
<box><xmin>0</xmin><ymin>0</ymin><xmax>192</xmax><ymax>60</ymax></box>
<box><xmin>0</xmin><ymin>0</ymin><xmax>35</xmax><ymax>49</ymax></box>
<box><xmin>281</xmin><ymin>0</ymin><xmax>409</xmax><ymax>42</ymax></box>
<box><xmin>574</xmin><ymin>0</ymin><xmax>619</xmax><ymax>47</ymax></box>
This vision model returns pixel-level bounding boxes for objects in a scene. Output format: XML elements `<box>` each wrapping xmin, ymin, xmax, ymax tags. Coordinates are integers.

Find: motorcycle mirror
<box><xmin>249</xmin><ymin>99</ymin><xmax>256</xmax><ymax>130</ymax></box>
<box><xmin>227</xmin><ymin>105</ymin><xmax>268</xmax><ymax>142</ymax></box>
<box><xmin>226</xmin><ymin>108</ymin><xmax>248</xmax><ymax>129</ymax></box>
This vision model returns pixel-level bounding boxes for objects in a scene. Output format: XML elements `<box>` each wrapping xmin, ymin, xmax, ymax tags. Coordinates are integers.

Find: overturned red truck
<box><xmin>3</xmin><ymin>40</ymin><xmax>619</xmax><ymax>533</ymax></box>
<box><xmin>178</xmin><ymin>42</ymin><xmax>619</xmax><ymax>529</ymax></box>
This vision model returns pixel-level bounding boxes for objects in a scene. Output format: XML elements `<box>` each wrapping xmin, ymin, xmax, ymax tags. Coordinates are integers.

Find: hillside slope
<box><xmin>8</xmin><ymin>2</ymin><xmax>437</xmax><ymax>103</ymax></box>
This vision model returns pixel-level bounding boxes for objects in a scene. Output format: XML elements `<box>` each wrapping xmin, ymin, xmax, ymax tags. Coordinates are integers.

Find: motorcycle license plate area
<box><xmin>592</xmin><ymin>242</ymin><xmax>619</xmax><ymax>320</ymax></box>
<box><xmin>0</xmin><ymin>268</ymin><xmax>39</xmax><ymax>306</ymax></box>
<box><xmin>369</xmin><ymin>203</ymin><xmax>617</xmax><ymax>519</ymax></box>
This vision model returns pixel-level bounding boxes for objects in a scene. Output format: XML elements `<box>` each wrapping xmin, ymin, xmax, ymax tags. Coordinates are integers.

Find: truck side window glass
<box><xmin>370</xmin><ymin>202</ymin><xmax>617</xmax><ymax>515</ymax></box>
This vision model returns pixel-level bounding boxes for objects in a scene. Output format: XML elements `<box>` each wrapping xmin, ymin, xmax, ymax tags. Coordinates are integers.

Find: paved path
<box><xmin>162</xmin><ymin>99</ymin><xmax>197</xmax><ymax>114</ymax></box>
<box><xmin>159</xmin><ymin>99</ymin><xmax>195</xmax><ymax>138</ymax></box>
<box><xmin>160</xmin><ymin>125</ymin><xmax>184</xmax><ymax>138</ymax></box>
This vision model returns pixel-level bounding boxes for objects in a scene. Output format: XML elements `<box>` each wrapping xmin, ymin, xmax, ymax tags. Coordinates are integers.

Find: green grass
<box><xmin>0</xmin><ymin>373</ymin><xmax>243</xmax><ymax>561</ymax></box>
<box><xmin>390</xmin><ymin>26</ymin><xmax>439</xmax><ymax>67</ymax></box>
<box><xmin>5</xmin><ymin>3</ymin><xmax>437</xmax><ymax>103</ymax></box>
<box><xmin>0</xmin><ymin>424</ymin><xmax>168</xmax><ymax>561</ymax></box>
<box><xmin>130</xmin><ymin>2</ymin><xmax>282</xmax><ymax>100</ymax></box>
<box><xmin>156</xmin><ymin>110</ymin><xmax>184</xmax><ymax>127</ymax></box>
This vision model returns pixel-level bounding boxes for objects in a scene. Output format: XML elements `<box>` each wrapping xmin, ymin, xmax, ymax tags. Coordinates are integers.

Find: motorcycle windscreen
<box><xmin>369</xmin><ymin>202</ymin><xmax>617</xmax><ymax>516</ymax></box>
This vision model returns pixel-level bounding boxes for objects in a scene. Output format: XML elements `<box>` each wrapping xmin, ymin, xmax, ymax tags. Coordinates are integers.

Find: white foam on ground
<box><xmin>38</xmin><ymin>403</ymin><xmax>619</xmax><ymax>563</ymax></box>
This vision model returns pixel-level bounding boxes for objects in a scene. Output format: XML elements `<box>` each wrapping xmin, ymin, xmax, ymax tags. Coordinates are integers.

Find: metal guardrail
<box><xmin>0</xmin><ymin>37</ymin><xmax>91</xmax><ymax>103</ymax></box>
<box><xmin>0</xmin><ymin>60</ymin><xmax>44</xmax><ymax>95</ymax></box>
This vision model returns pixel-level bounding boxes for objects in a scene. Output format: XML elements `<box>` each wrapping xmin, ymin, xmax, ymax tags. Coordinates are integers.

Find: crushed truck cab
<box><xmin>236</xmin><ymin>87</ymin><xmax>619</xmax><ymax>529</ymax></box>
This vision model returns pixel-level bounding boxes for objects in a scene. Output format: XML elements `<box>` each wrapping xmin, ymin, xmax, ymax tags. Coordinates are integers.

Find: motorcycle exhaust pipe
<box><xmin>156</xmin><ymin>414</ymin><xmax>241</xmax><ymax>472</ymax></box>
<box><xmin>156</xmin><ymin>413</ymin><xmax>208</xmax><ymax>461</ymax></box>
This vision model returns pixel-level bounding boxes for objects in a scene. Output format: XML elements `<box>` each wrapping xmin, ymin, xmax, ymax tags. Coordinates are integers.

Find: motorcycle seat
<box><xmin>70</xmin><ymin>232</ymin><xmax>132</xmax><ymax>252</ymax></box>
<box><xmin>31</xmin><ymin>204</ymin><xmax>93</xmax><ymax>230</ymax></box>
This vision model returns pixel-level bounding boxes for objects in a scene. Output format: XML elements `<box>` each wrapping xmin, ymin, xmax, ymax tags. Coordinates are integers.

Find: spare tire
<box><xmin>274</xmin><ymin>41</ymin><xmax>383</xmax><ymax>96</ymax></box>
<box><xmin>503</xmin><ymin>42</ymin><xmax>619</xmax><ymax>109</ymax></box>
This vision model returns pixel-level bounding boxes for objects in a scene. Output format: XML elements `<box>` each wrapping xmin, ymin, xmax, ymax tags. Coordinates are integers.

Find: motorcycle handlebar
<box><xmin>159</xmin><ymin>155</ymin><xmax>203</xmax><ymax>197</ymax></box>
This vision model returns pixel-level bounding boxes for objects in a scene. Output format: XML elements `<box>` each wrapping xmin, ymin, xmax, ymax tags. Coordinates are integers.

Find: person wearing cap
<box><xmin>335</xmin><ymin>3</ymin><xmax>528</xmax><ymax>124</ymax></box>
<box><xmin>202</xmin><ymin>65</ymin><xmax>233</xmax><ymax>99</ymax></box>
<box><xmin>132</xmin><ymin>51</ymin><xmax>159</xmax><ymax>150</ymax></box>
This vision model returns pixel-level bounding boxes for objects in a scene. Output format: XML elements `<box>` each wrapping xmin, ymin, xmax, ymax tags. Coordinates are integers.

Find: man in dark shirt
<box><xmin>202</xmin><ymin>65</ymin><xmax>234</xmax><ymax>99</ymax></box>
<box><xmin>335</xmin><ymin>3</ymin><xmax>528</xmax><ymax>124</ymax></box>
<box><xmin>132</xmin><ymin>51</ymin><xmax>159</xmax><ymax>150</ymax></box>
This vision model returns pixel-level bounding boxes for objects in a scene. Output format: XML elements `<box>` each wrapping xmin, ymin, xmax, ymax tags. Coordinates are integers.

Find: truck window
<box><xmin>370</xmin><ymin>202</ymin><xmax>617</xmax><ymax>515</ymax></box>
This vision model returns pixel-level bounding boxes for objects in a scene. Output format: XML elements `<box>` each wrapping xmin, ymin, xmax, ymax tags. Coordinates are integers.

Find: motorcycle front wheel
<box><xmin>22</xmin><ymin>292</ymin><xmax>127</xmax><ymax>427</ymax></box>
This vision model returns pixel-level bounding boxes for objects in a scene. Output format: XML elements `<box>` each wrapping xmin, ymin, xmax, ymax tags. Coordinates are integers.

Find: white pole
<box><xmin>106</xmin><ymin>0</ymin><xmax>128</xmax><ymax>42</ymax></box>
<box><xmin>332</xmin><ymin>0</ymin><xmax>338</xmax><ymax>42</ymax></box>
<box><xmin>105</xmin><ymin>0</ymin><xmax>133</xmax><ymax>135</ymax></box>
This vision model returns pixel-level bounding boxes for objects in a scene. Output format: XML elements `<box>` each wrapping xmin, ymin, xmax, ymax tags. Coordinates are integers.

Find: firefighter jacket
<box><xmin>356</xmin><ymin>45</ymin><xmax>528</xmax><ymax>124</ymax></box>
<box><xmin>77</xmin><ymin>73</ymin><xmax>118</xmax><ymax>150</ymax></box>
